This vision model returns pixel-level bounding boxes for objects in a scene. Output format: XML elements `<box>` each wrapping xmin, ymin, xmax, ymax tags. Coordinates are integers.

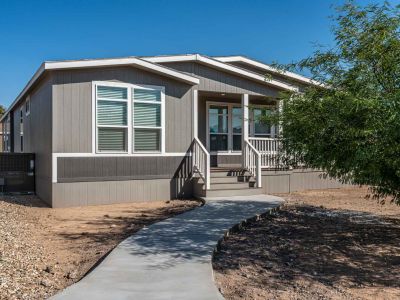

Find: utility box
<box><xmin>0</xmin><ymin>153</ymin><xmax>35</xmax><ymax>193</ymax></box>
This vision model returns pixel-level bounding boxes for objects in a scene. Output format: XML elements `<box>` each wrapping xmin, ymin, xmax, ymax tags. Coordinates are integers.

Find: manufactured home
<box><xmin>0</xmin><ymin>54</ymin><xmax>343</xmax><ymax>207</ymax></box>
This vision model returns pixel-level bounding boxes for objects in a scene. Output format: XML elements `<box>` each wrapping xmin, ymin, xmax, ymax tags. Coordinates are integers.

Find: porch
<box><xmin>191</xmin><ymin>90</ymin><xmax>283</xmax><ymax>193</ymax></box>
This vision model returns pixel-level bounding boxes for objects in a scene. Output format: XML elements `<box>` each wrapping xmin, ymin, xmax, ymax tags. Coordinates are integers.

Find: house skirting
<box><xmin>51</xmin><ymin>177</ymin><xmax>192</xmax><ymax>208</ymax></box>
<box><xmin>261</xmin><ymin>169</ymin><xmax>349</xmax><ymax>194</ymax></box>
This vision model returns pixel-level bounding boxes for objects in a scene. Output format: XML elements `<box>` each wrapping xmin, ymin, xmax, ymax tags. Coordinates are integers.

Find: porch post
<box><xmin>193</xmin><ymin>90</ymin><xmax>198</xmax><ymax>139</ymax></box>
<box><xmin>242</xmin><ymin>94</ymin><xmax>249</xmax><ymax>167</ymax></box>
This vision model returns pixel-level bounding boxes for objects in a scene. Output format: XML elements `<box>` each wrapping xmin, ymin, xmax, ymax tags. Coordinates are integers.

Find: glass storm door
<box><xmin>209</xmin><ymin>105</ymin><xmax>228</xmax><ymax>151</ymax></box>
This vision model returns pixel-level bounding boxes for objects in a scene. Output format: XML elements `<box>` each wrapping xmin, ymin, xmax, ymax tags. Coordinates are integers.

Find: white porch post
<box><xmin>242</xmin><ymin>94</ymin><xmax>249</xmax><ymax>167</ymax></box>
<box><xmin>193</xmin><ymin>90</ymin><xmax>198</xmax><ymax>139</ymax></box>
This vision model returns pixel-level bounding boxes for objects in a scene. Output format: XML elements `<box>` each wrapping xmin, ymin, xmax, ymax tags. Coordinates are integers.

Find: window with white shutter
<box><xmin>96</xmin><ymin>85</ymin><xmax>128</xmax><ymax>152</ymax></box>
<box><xmin>94</xmin><ymin>83</ymin><xmax>165</xmax><ymax>153</ymax></box>
<box><xmin>133</xmin><ymin>88</ymin><xmax>162</xmax><ymax>152</ymax></box>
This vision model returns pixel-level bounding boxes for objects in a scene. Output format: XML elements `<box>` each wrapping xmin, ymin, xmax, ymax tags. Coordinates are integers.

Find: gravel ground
<box><xmin>213</xmin><ymin>187</ymin><xmax>400</xmax><ymax>300</ymax></box>
<box><xmin>0</xmin><ymin>195</ymin><xmax>200</xmax><ymax>300</ymax></box>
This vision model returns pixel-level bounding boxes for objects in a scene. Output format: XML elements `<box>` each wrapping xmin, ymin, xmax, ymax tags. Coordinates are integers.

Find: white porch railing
<box><xmin>191</xmin><ymin>137</ymin><xmax>210</xmax><ymax>190</ymax></box>
<box><xmin>243</xmin><ymin>141</ymin><xmax>262</xmax><ymax>188</ymax></box>
<box><xmin>249</xmin><ymin>137</ymin><xmax>281</xmax><ymax>168</ymax></box>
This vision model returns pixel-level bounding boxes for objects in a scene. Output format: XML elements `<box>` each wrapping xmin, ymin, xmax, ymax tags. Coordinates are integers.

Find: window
<box><xmin>20</xmin><ymin>108</ymin><xmax>24</xmax><ymax>152</ymax></box>
<box><xmin>25</xmin><ymin>96</ymin><xmax>30</xmax><ymax>116</ymax></box>
<box><xmin>250</xmin><ymin>107</ymin><xmax>276</xmax><ymax>138</ymax></box>
<box><xmin>95</xmin><ymin>83</ymin><xmax>164</xmax><ymax>153</ymax></box>
<box><xmin>4</xmin><ymin>114</ymin><xmax>10</xmax><ymax>152</ymax></box>
<box><xmin>133</xmin><ymin>88</ymin><xmax>162</xmax><ymax>152</ymax></box>
<box><xmin>209</xmin><ymin>105</ymin><xmax>228</xmax><ymax>151</ymax></box>
<box><xmin>232</xmin><ymin>107</ymin><xmax>242</xmax><ymax>151</ymax></box>
<box><xmin>96</xmin><ymin>85</ymin><xmax>128</xmax><ymax>152</ymax></box>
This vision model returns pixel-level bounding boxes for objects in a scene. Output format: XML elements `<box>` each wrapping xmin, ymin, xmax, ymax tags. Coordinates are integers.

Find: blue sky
<box><xmin>0</xmin><ymin>0</ymin><xmax>390</xmax><ymax>107</ymax></box>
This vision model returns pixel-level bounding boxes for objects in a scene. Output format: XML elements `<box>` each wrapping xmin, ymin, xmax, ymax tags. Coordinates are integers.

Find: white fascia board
<box><xmin>214</xmin><ymin>56</ymin><xmax>323</xmax><ymax>86</ymax></box>
<box><xmin>144</xmin><ymin>54</ymin><xmax>297</xmax><ymax>91</ymax></box>
<box><xmin>142</xmin><ymin>55</ymin><xmax>198</xmax><ymax>63</ymax></box>
<box><xmin>1</xmin><ymin>57</ymin><xmax>199</xmax><ymax>122</ymax></box>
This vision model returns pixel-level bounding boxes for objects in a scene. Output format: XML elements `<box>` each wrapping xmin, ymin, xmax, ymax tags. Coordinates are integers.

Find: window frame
<box><xmin>249</xmin><ymin>105</ymin><xmax>277</xmax><ymax>138</ymax></box>
<box><xmin>93</xmin><ymin>81</ymin><xmax>165</xmax><ymax>154</ymax></box>
<box><xmin>25</xmin><ymin>95</ymin><xmax>31</xmax><ymax>116</ymax></box>
<box><xmin>20</xmin><ymin>108</ymin><xmax>24</xmax><ymax>152</ymax></box>
<box><xmin>206</xmin><ymin>102</ymin><xmax>242</xmax><ymax>154</ymax></box>
<box><xmin>132</xmin><ymin>86</ymin><xmax>164</xmax><ymax>153</ymax></box>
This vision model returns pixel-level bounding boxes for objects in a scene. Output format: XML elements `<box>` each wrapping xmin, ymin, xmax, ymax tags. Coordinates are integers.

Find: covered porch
<box><xmin>191</xmin><ymin>90</ymin><xmax>282</xmax><ymax>190</ymax></box>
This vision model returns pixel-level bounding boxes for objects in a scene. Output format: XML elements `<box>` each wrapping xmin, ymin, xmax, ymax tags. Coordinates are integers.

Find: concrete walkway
<box><xmin>53</xmin><ymin>195</ymin><xmax>283</xmax><ymax>300</ymax></box>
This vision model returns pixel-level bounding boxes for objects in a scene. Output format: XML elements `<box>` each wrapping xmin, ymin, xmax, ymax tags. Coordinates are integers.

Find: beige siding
<box><xmin>52</xmin><ymin>178</ymin><xmax>192</xmax><ymax>208</ymax></box>
<box><xmin>52</xmin><ymin>67</ymin><xmax>194</xmax><ymax>153</ymax></box>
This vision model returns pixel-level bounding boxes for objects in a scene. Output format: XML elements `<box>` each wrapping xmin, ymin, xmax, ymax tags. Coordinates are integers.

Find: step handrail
<box><xmin>191</xmin><ymin>137</ymin><xmax>211</xmax><ymax>190</ymax></box>
<box><xmin>243</xmin><ymin>140</ymin><xmax>262</xmax><ymax>188</ymax></box>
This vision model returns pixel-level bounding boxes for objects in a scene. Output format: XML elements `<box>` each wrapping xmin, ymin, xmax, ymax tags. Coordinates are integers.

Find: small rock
<box><xmin>110</xmin><ymin>224</ymin><xmax>117</xmax><ymax>228</ymax></box>
<box><xmin>44</xmin><ymin>265</ymin><xmax>54</xmax><ymax>274</ymax></box>
<box><xmin>40</xmin><ymin>279</ymin><xmax>52</xmax><ymax>287</ymax></box>
<box><xmin>66</xmin><ymin>270</ymin><xmax>78</xmax><ymax>280</ymax></box>
<box><xmin>166</xmin><ymin>200</ymin><xmax>171</xmax><ymax>204</ymax></box>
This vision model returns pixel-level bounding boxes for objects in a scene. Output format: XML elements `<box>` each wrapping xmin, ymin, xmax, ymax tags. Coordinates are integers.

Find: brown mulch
<box><xmin>0</xmin><ymin>195</ymin><xmax>200</xmax><ymax>300</ymax></box>
<box><xmin>213</xmin><ymin>187</ymin><xmax>400</xmax><ymax>300</ymax></box>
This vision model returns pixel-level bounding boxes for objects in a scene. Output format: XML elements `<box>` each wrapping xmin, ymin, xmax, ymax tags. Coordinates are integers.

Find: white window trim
<box><xmin>92</xmin><ymin>81</ymin><xmax>165</xmax><ymax>155</ymax></box>
<box><xmin>25</xmin><ymin>95</ymin><xmax>31</xmax><ymax>116</ymax></box>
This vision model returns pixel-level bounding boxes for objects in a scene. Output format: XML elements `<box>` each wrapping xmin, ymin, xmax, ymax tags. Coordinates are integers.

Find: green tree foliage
<box><xmin>274</xmin><ymin>2</ymin><xmax>400</xmax><ymax>202</ymax></box>
<box><xmin>0</xmin><ymin>105</ymin><xmax>5</xmax><ymax>117</ymax></box>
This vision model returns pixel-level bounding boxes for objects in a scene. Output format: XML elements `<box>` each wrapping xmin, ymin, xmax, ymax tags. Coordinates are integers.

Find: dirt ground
<box><xmin>214</xmin><ymin>187</ymin><xmax>400</xmax><ymax>300</ymax></box>
<box><xmin>0</xmin><ymin>195</ymin><xmax>200</xmax><ymax>300</ymax></box>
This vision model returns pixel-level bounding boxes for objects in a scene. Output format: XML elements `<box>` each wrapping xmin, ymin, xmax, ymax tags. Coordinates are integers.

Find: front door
<box><xmin>207</xmin><ymin>103</ymin><xmax>242</xmax><ymax>153</ymax></box>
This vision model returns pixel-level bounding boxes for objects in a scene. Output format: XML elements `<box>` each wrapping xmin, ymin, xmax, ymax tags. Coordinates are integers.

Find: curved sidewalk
<box><xmin>53</xmin><ymin>195</ymin><xmax>284</xmax><ymax>300</ymax></box>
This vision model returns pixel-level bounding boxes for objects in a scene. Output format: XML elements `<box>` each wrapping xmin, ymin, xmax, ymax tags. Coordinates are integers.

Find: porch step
<box><xmin>194</xmin><ymin>167</ymin><xmax>261</xmax><ymax>198</ymax></box>
<box><xmin>204</xmin><ymin>187</ymin><xmax>263</xmax><ymax>198</ymax></box>
<box><xmin>210</xmin><ymin>176</ymin><xmax>252</xmax><ymax>184</ymax></box>
<box><xmin>210</xmin><ymin>170</ymin><xmax>249</xmax><ymax>177</ymax></box>
<box><xmin>210</xmin><ymin>182</ymin><xmax>251</xmax><ymax>190</ymax></box>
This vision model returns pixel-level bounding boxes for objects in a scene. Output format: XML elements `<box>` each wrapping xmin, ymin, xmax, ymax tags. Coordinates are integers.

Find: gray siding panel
<box><xmin>210</xmin><ymin>155</ymin><xmax>242</xmax><ymax>167</ymax></box>
<box><xmin>52</xmin><ymin>67</ymin><xmax>194</xmax><ymax>154</ymax></box>
<box><xmin>10</xmin><ymin>75</ymin><xmax>53</xmax><ymax>205</ymax></box>
<box><xmin>52</xmin><ymin>178</ymin><xmax>192</xmax><ymax>208</ymax></box>
<box><xmin>162</xmin><ymin>62</ymin><xmax>282</xmax><ymax>97</ymax></box>
<box><xmin>57</xmin><ymin>155</ymin><xmax>191</xmax><ymax>182</ymax></box>
<box><xmin>262</xmin><ymin>169</ymin><xmax>348</xmax><ymax>194</ymax></box>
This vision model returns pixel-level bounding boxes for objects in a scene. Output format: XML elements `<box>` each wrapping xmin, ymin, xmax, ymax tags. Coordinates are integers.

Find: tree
<box><xmin>0</xmin><ymin>104</ymin><xmax>4</xmax><ymax>117</ymax></box>
<box><xmin>271</xmin><ymin>1</ymin><xmax>400</xmax><ymax>203</ymax></box>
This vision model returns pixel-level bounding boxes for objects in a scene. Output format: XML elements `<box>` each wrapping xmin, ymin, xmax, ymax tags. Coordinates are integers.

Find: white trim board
<box><xmin>143</xmin><ymin>54</ymin><xmax>298</xmax><ymax>92</ymax></box>
<box><xmin>1</xmin><ymin>57</ymin><xmax>199</xmax><ymax>122</ymax></box>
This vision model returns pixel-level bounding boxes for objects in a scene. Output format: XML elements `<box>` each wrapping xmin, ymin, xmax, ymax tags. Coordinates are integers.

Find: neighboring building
<box><xmin>0</xmin><ymin>54</ymin><xmax>342</xmax><ymax>207</ymax></box>
<box><xmin>0</xmin><ymin>121</ymin><xmax>2</xmax><ymax>152</ymax></box>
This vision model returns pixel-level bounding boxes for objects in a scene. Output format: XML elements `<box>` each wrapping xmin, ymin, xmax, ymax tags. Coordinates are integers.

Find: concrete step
<box><xmin>204</xmin><ymin>187</ymin><xmax>264</xmax><ymax>198</ymax></box>
<box><xmin>210</xmin><ymin>176</ymin><xmax>240</xmax><ymax>184</ymax></box>
<box><xmin>211</xmin><ymin>175</ymin><xmax>253</xmax><ymax>183</ymax></box>
<box><xmin>210</xmin><ymin>182</ymin><xmax>250</xmax><ymax>190</ymax></box>
<box><xmin>210</xmin><ymin>170</ymin><xmax>249</xmax><ymax>177</ymax></box>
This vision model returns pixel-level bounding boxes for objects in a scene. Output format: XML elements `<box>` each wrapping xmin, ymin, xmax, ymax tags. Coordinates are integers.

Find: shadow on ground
<box><xmin>213</xmin><ymin>204</ymin><xmax>400</xmax><ymax>290</ymax></box>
